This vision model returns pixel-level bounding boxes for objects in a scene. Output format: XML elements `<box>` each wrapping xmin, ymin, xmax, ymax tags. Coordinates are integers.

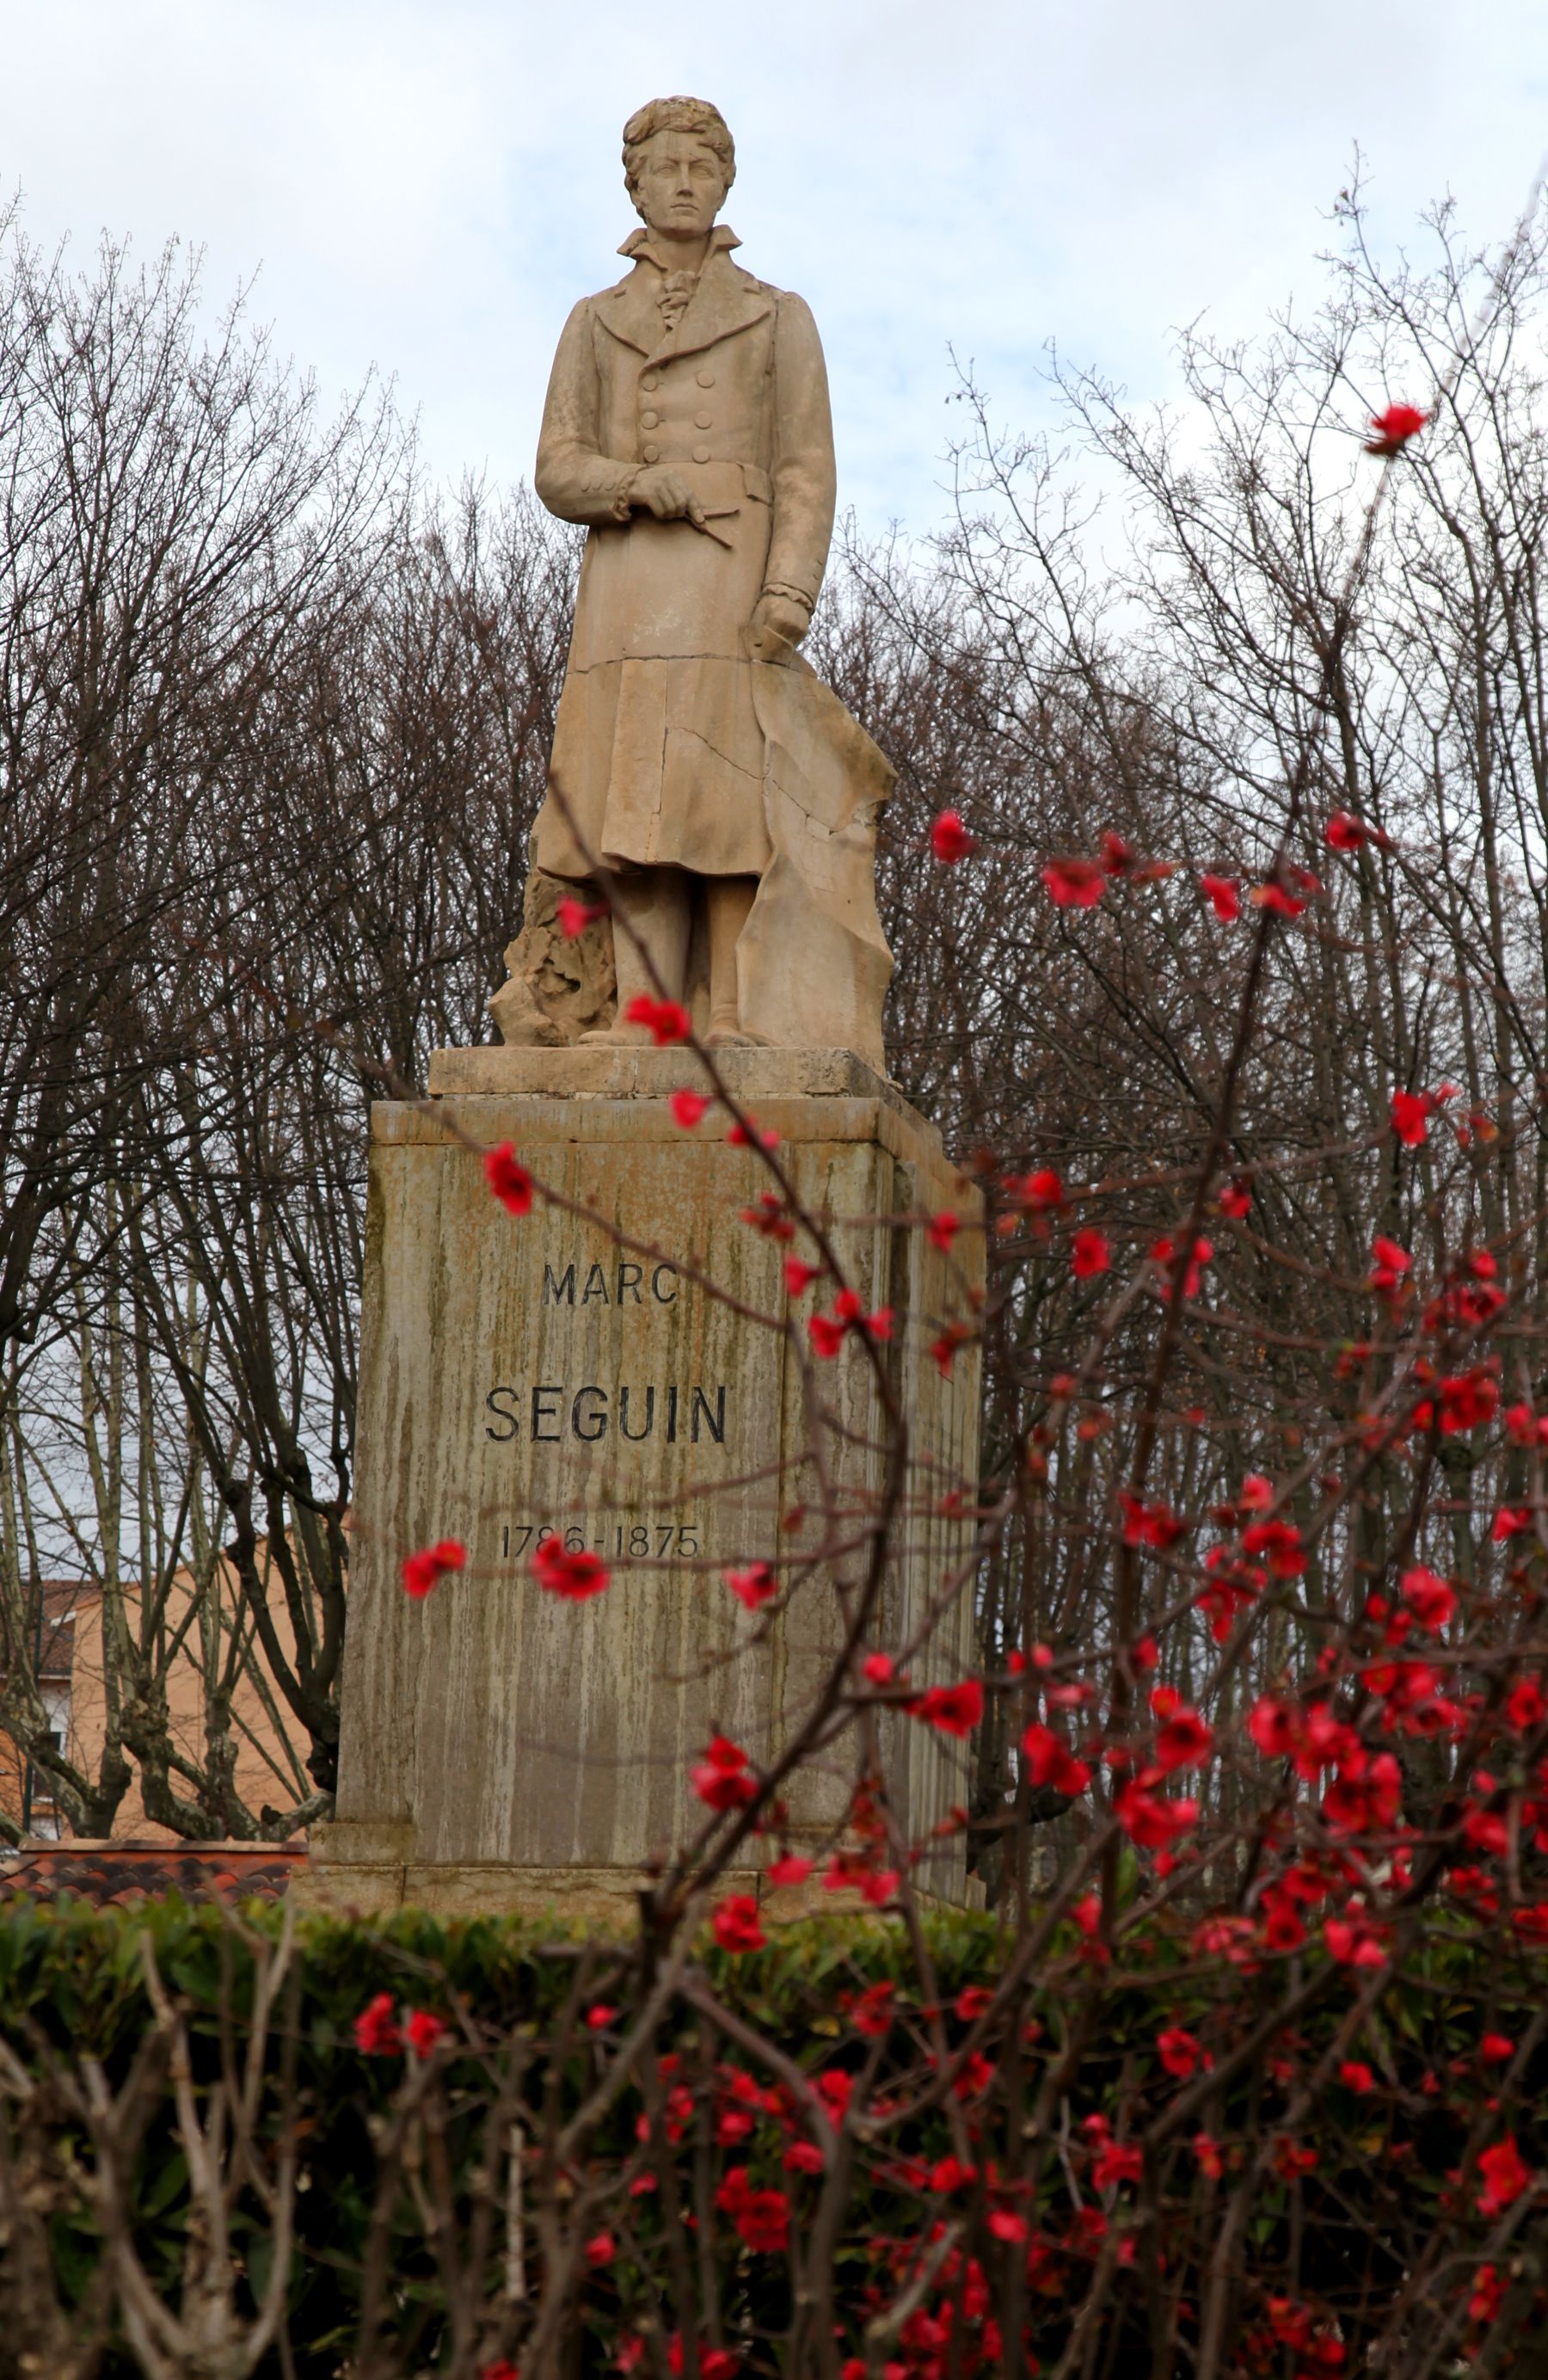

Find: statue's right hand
<box><xmin>633</xmin><ymin>465</ymin><xmax>703</xmax><ymax>526</ymax></box>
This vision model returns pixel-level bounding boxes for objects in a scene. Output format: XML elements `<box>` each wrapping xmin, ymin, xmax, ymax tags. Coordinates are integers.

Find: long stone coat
<box><xmin>528</xmin><ymin>226</ymin><xmax>895</xmax><ymax>1062</ymax></box>
<box><xmin>531</xmin><ymin>225</ymin><xmax>836</xmax><ymax>880</ymax></box>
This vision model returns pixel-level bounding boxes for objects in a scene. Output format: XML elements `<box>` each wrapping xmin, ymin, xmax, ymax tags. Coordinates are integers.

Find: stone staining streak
<box><xmin>483</xmin><ymin>1383</ymin><xmax>728</xmax><ymax>1444</ymax></box>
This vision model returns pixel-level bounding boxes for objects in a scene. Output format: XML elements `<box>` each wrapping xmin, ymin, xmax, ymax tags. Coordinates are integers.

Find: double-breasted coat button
<box><xmin>642</xmin><ymin>443</ymin><xmax>660</xmax><ymax>462</ymax></box>
<box><xmin>691</xmin><ymin>446</ymin><xmax>710</xmax><ymax>463</ymax></box>
<box><xmin>694</xmin><ymin>412</ymin><xmax>712</xmax><ymax>428</ymax></box>
<box><xmin>696</xmin><ymin>370</ymin><xmax>714</xmax><ymax>386</ymax></box>
<box><xmin>641</xmin><ymin>374</ymin><xmax>659</xmax><ymax>391</ymax></box>
<box><xmin>640</xmin><ymin>409</ymin><xmax>660</xmax><ymax>427</ymax></box>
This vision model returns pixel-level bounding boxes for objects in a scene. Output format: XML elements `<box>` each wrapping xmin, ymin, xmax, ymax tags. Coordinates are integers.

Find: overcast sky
<box><xmin>2</xmin><ymin>0</ymin><xmax>1545</xmax><ymax>533</ymax></box>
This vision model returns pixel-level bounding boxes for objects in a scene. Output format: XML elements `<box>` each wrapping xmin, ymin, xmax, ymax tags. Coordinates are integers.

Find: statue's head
<box><xmin>622</xmin><ymin>97</ymin><xmax>734</xmax><ymax>243</ymax></box>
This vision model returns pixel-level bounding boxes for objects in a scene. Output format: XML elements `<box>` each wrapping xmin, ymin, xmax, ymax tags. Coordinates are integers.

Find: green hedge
<box><xmin>1</xmin><ymin>1895</ymin><xmax>1543</xmax><ymax>2375</ymax></box>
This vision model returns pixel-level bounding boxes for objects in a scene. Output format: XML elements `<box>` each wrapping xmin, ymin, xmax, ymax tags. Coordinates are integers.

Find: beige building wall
<box><xmin>61</xmin><ymin>1545</ymin><xmax>317</xmax><ymax>1842</ymax></box>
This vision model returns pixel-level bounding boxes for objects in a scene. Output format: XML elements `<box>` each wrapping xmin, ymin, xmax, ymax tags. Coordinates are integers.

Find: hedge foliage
<box><xmin>3</xmin><ymin>1892</ymin><xmax>1547</xmax><ymax>2376</ymax></box>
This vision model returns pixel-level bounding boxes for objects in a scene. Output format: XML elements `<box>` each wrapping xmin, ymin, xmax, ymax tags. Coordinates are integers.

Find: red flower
<box><xmin>353</xmin><ymin>1992</ymin><xmax>402</xmax><ymax>2056</ymax></box>
<box><xmin>1506</xmin><ymin>1679</ymin><xmax>1545</xmax><ymax>1731</ymax></box>
<box><xmin>1323</xmin><ymin>1915</ymin><xmax>1388</xmax><ymax>1968</ymax></box>
<box><xmin>927</xmin><ymin>1208</ymin><xmax>960</xmax><ymax>1252</ymax></box>
<box><xmin>1217</xmin><ymin>1177</ymin><xmax>1251</xmax><ymax>1218</ymax></box>
<box><xmin>1042</xmin><ymin>856</ymin><xmax>1106</xmax><ymax>908</ymax></box>
<box><xmin>1339</xmin><ymin>2059</ymin><xmax>1375</xmax><ymax>2094</ymax></box>
<box><xmin>1249</xmin><ymin>1696</ymin><xmax>1299</xmax><ymax>1758</ymax></box>
<box><xmin>1482</xmin><ymin>2033</ymin><xmax>1516</xmax><ymax>2062</ymax></box>
<box><xmin>1250</xmin><ymin>879</ymin><xmax>1305</xmax><ymax>919</ymax></box>
<box><xmin>586</xmin><ymin>2002</ymin><xmax>617</xmax><ymax>2030</ymax></box>
<box><xmin>834</xmin><ymin>1287</ymin><xmax>892</xmax><ymax>1339</ymax></box>
<box><xmin>1391</xmin><ymin>1088</ymin><xmax>1431</xmax><ymax>1147</ymax></box>
<box><xmin>401</xmin><ymin>1538</ymin><xmax>466</xmax><ymax>1600</ymax></box>
<box><xmin>930</xmin><ymin>809</ymin><xmax>979</xmax><ymax>864</ymax></box>
<box><xmin>766</xmin><ymin>1852</ymin><xmax>813</xmax><ymax>1887</ymax></box>
<box><xmin>666</xmin><ymin>2344</ymin><xmax>739</xmax><ymax>2380</ymax></box>
<box><xmin>809</xmin><ymin>1291</ymin><xmax>890</xmax><ymax>1355</ymax></box>
<box><xmin>740</xmin><ymin>1190</ymin><xmax>795</xmax><ymax>1240</ymax></box>
<box><xmin>783</xmin><ymin>1256</ymin><xmax>819</xmax><ymax>1295</ymax></box>
<box><xmin>1072</xmin><ymin>1226</ymin><xmax>1110</xmax><ymax>1278</ymax></box>
<box><xmin>724</xmin><ymin>1562</ymin><xmax>777</xmax><ymax>1611</ymax></box>
<box><xmin>1324</xmin><ymin>810</ymin><xmax>1389</xmax><ymax>853</ymax></box>
<box><xmin>585</xmin><ymin>2231</ymin><xmax>616</xmax><ymax>2266</ymax></box>
<box><xmin>1157</xmin><ymin>2026</ymin><xmax>1202</xmax><ymax>2077</ymax></box>
<box><xmin>1400</xmin><ymin>1565</ymin><xmax>1456</xmax><ymax>1633</ymax></box>
<box><xmin>1369</xmin><ymin>1234</ymin><xmax>1411</xmax><ymax>1293</ymax></box>
<box><xmin>931</xmin><ymin>1324</ymin><xmax>974</xmax><ymax>1378</ymax></box>
<box><xmin>1091</xmin><ymin>2139</ymin><xmax>1143</xmax><ymax>2191</ymax></box>
<box><xmin>1200</xmin><ymin>873</ymin><xmax>1241</xmax><ymax>921</ymax></box>
<box><xmin>715</xmin><ymin>2168</ymin><xmax>791</xmax><ymax>2253</ymax></box>
<box><xmin>1121</xmin><ymin>1495</ymin><xmax>1186</xmax><ymax>1550</ymax></box>
<box><xmin>1477</xmin><ymin>2136</ymin><xmax>1533</xmax><ymax>2216</ymax></box>
<box><xmin>1471</xmin><ymin>2266</ymin><xmax>1505</xmax><ymax>2326</ymax></box>
<box><xmin>727</xmin><ymin>1115</ymin><xmax>778</xmax><ymax>1148</ymax></box>
<box><xmin>1021</xmin><ymin>1721</ymin><xmax>1091</xmax><ymax>1795</ymax></box>
<box><xmin>483</xmin><ymin>1142</ymin><xmax>533</xmax><ymax>1216</ymax></box>
<box><xmin>711</xmin><ymin>1893</ymin><xmax>766</xmax><ymax>1954</ymax></box>
<box><xmin>847</xmin><ymin>1981</ymin><xmax>895</xmax><ymax>2038</ymax></box>
<box><xmin>1154</xmin><ymin>1706</ymin><xmax>1214</xmax><ymax>1773</ymax></box>
<box><xmin>1151</xmin><ymin>1233</ymin><xmax>1213</xmax><ymax>1299</ymax></box>
<box><xmin>624</xmin><ymin>993</ymin><xmax>691</xmax><ymax>1045</ymax></box>
<box><xmin>691</xmin><ymin>1733</ymin><xmax>759</xmax><ymax>1812</ymax></box>
<box><xmin>1241</xmin><ymin>1518</ymin><xmax>1306</xmax><ymax>1579</ymax></box>
<box><xmin>669</xmin><ymin>1088</ymin><xmax>709</xmax><ymax>1129</ymax></box>
<box><xmin>1493</xmin><ymin>1507</ymin><xmax>1533</xmax><ymax>1542</ymax></box>
<box><xmin>557</xmin><ymin>894</ymin><xmax>606</xmax><ymax>937</ymax></box>
<box><xmin>1505</xmin><ymin>1401</ymin><xmax>1548</xmax><ymax>1448</ymax></box>
<box><xmin>930</xmin><ymin>2154</ymin><xmax>978</xmax><ymax>2192</ymax></box>
<box><xmin>405</xmin><ymin>2008</ymin><xmax>447</xmax><ymax>2059</ymax></box>
<box><xmin>1006</xmin><ymin>1165</ymin><xmax>1066</xmax><ymax>1214</ymax></box>
<box><xmin>1192</xmin><ymin>2131</ymin><xmax>1224</xmax><ymax>2179</ymax></box>
<box><xmin>1365</xmin><ymin>403</ymin><xmax>1428</xmax><ymax>457</ymax></box>
<box><xmin>1437</xmin><ymin>1369</ymin><xmax>1499</xmax><ymax>1434</ymax></box>
<box><xmin>1114</xmin><ymin>1780</ymin><xmax>1197</xmax><ymax>1849</ymax></box>
<box><xmin>531</xmin><ymin>1539</ymin><xmax>611</xmax><ymax>1601</ymax></box>
<box><xmin>912</xmin><ymin>1678</ymin><xmax>985</xmax><ymax>1737</ymax></box>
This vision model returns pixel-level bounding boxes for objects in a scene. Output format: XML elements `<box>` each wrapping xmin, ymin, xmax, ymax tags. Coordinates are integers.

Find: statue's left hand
<box><xmin>747</xmin><ymin>593</ymin><xmax>810</xmax><ymax>659</ymax></box>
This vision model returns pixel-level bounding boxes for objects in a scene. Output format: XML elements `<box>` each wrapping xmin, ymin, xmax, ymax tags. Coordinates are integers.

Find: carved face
<box><xmin>630</xmin><ymin>131</ymin><xmax>728</xmax><ymax>241</ymax></box>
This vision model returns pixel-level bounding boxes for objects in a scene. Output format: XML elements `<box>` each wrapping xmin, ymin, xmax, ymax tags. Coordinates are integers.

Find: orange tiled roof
<box><xmin>0</xmin><ymin>1838</ymin><xmax>304</xmax><ymax>1907</ymax></box>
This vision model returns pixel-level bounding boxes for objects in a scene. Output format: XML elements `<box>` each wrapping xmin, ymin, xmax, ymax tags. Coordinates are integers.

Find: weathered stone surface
<box><xmin>301</xmin><ymin>1063</ymin><xmax>983</xmax><ymax>1917</ymax></box>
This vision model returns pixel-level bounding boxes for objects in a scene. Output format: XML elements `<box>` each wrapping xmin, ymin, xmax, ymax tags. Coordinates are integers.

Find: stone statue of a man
<box><xmin>498</xmin><ymin>95</ymin><xmax>894</xmax><ymax>1063</ymax></box>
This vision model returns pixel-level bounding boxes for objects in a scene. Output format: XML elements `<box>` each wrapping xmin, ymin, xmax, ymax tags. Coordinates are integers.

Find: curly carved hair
<box><xmin>622</xmin><ymin>97</ymin><xmax>735</xmax><ymax>211</ymax></box>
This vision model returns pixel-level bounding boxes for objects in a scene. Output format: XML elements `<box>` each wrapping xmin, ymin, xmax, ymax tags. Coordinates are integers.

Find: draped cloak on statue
<box><xmin>528</xmin><ymin>225</ymin><xmax>894</xmax><ymax>1067</ymax></box>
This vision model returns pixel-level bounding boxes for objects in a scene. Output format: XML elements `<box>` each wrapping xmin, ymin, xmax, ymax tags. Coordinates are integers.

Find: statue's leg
<box><xmin>706</xmin><ymin>876</ymin><xmax>759</xmax><ymax>1046</ymax></box>
<box><xmin>580</xmin><ymin>869</ymin><xmax>692</xmax><ymax>1044</ymax></box>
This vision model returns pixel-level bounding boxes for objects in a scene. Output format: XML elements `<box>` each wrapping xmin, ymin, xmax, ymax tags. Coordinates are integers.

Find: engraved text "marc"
<box><xmin>543</xmin><ymin>1261</ymin><xmax>679</xmax><ymax>1307</ymax></box>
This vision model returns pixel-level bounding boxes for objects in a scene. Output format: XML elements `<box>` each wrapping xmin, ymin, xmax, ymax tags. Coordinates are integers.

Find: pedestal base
<box><xmin>307</xmin><ymin>1049</ymin><xmax>983</xmax><ymax>1915</ymax></box>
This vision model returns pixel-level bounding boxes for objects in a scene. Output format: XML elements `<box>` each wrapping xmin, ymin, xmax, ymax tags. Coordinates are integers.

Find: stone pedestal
<box><xmin>300</xmin><ymin>1048</ymin><xmax>982</xmax><ymax>1920</ymax></box>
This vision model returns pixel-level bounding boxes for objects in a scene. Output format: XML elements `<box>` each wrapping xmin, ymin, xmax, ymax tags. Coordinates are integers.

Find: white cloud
<box><xmin>2</xmin><ymin>0</ymin><xmax>1544</xmax><ymax>529</ymax></box>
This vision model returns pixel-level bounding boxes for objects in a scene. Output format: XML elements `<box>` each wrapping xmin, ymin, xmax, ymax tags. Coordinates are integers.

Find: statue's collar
<box><xmin>617</xmin><ymin>224</ymin><xmax>742</xmax><ymax>271</ymax></box>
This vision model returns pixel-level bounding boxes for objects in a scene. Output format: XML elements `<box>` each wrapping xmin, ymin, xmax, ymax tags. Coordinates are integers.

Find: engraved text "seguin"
<box><xmin>485</xmin><ymin>1384</ymin><xmax>727</xmax><ymax>1444</ymax></box>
